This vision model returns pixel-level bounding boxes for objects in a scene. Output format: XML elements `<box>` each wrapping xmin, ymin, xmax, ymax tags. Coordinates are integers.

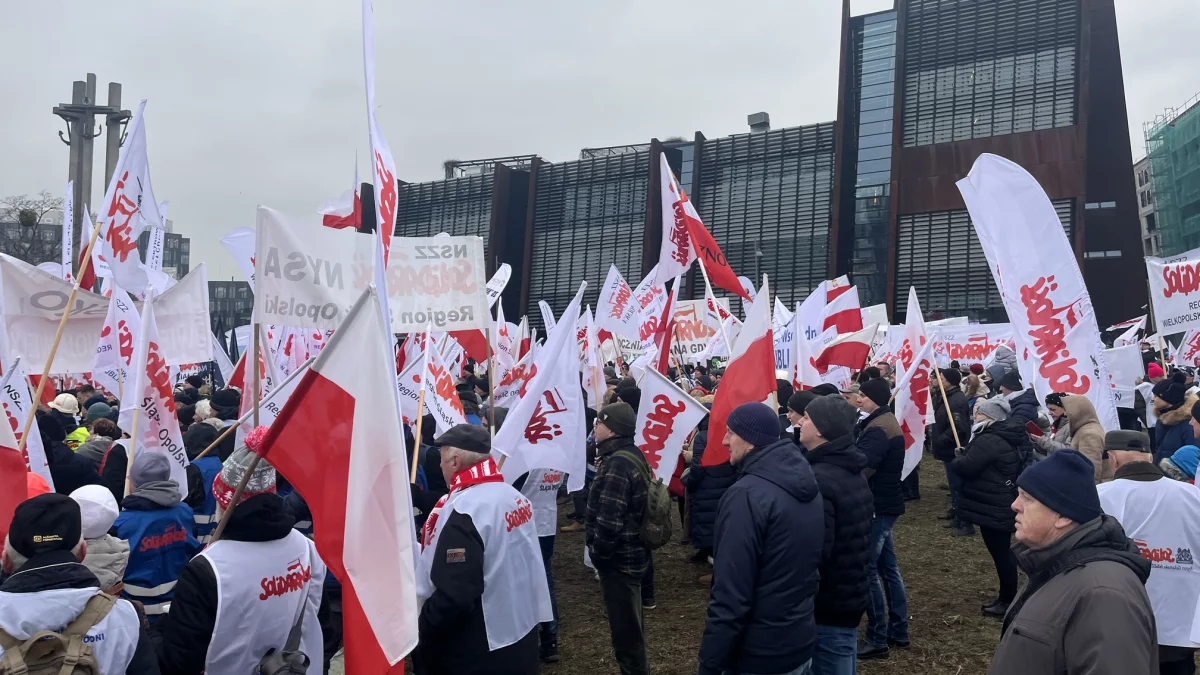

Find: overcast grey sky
<box><xmin>2</xmin><ymin>0</ymin><xmax>1197</xmax><ymax>281</ymax></box>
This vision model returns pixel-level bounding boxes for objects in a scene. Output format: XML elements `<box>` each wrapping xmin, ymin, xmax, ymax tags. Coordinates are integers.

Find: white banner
<box><xmin>61</xmin><ymin>181</ymin><xmax>74</xmax><ymax>284</ymax></box>
<box><xmin>118</xmin><ymin>293</ymin><xmax>188</xmax><ymax>488</ymax></box>
<box><xmin>387</xmin><ymin>236</ymin><xmax>488</xmax><ymax>333</ymax></box>
<box><xmin>1105</xmin><ymin>344</ymin><xmax>1145</xmax><ymax>411</ymax></box>
<box><xmin>423</xmin><ymin>335</ymin><xmax>467</xmax><ymax>435</ymax></box>
<box><xmin>1147</xmin><ymin>257</ymin><xmax>1200</xmax><ymax>335</ymax></box>
<box><xmin>221</xmin><ymin>227</ymin><xmax>257</xmax><ymax>290</ymax></box>
<box><xmin>0</xmin><ymin>255</ymin><xmax>209</xmax><ymax>374</ymax></box>
<box><xmin>0</xmin><ymin>358</ymin><xmax>52</xmax><ymax>491</ymax></box>
<box><xmin>929</xmin><ymin>324</ymin><xmax>1015</xmax><ymax>367</ymax></box>
<box><xmin>671</xmin><ymin>299</ymin><xmax>727</xmax><ymax>363</ymax></box>
<box><xmin>634</xmin><ymin>368</ymin><xmax>709</xmax><ymax>482</ymax></box>
<box><xmin>488</xmin><ymin>350</ymin><xmax>534</xmax><ymax>409</ymax></box>
<box><xmin>958</xmin><ymin>153</ymin><xmax>1119</xmax><ymax>431</ymax></box>
<box><xmin>596</xmin><ymin>265</ymin><xmax>640</xmax><ymax>340</ymax></box>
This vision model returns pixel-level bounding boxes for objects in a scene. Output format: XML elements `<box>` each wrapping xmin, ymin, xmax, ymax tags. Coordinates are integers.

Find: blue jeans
<box><xmin>864</xmin><ymin>515</ymin><xmax>909</xmax><ymax>648</ymax></box>
<box><xmin>943</xmin><ymin>460</ymin><xmax>962</xmax><ymax>511</ymax></box>
<box><xmin>538</xmin><ymin>535</ymin><xmax>558</xmax><ymax>642</ymax></box>
<box><xmin>811</xmin><ymin>624</ymin><xmax>857</xmax><ymax>675</ymax></box>
<box><xmin>727</xmin><ymin>660</ymin><xmax>812</xmax><ymax>675</ymax></box>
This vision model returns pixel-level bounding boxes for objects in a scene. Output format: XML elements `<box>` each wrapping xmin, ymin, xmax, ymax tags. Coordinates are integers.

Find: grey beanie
<box><xmin>975</xmin><ymin>397</ymin><xmax>1011</xmax><ymax>422</ymax></box>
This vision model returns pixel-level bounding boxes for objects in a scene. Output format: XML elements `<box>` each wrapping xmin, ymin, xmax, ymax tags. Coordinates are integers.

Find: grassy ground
<box><xmin>332</xmin><ymin>457</ymin><xmax>1011</xmax><ymax>674</ymax></box>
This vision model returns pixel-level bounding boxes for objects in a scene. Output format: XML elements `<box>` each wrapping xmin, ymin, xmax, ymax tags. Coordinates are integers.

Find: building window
<box><xmin>395</xmin><ymin>174</ymin><xmax>494</xmax><ymax>245</ymax></box>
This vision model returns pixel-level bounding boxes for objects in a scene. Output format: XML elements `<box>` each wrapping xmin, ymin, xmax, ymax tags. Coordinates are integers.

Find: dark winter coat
<box><xmin>415</xmin><ymin>509</ymin><xmax>539</xmax><ymax>675</ymax></box>
<box><xmin>44</xmin><ymin>436</ymin><xmax>99</xmax><ymax>496</ymax></box>
<box><xmin>1154</xmin><ymin>394</ymin><xmax>1198</xmax><ymax>464</ymax></box>
<box><xmin>97</xmin><ymin>442</ymin><xmax>129</xmax><ymax>506</ymax></box>
<box><xmin>683</xmin><ymin>420</ymin><xmax>737</xmax><ymax>550</ymax></box>
<box><xmin>802</xmin><ymin>434</ymin><xmax>873</xmax><ymax>627</ymax></box>
<box><xmin>990</xmin><ymin>516</ymin><xmax>1156</xmax><ymax>674</ymax></box>
<box><xmin>157</xmin><ymin>494</ymin><xmax>297</xmax><ymax>675</ymax></box>
<box><xmin>585</xmin><ymin>435</ymin><xmax>650</xmax><ymax>577</ymax></box>
<box><xmin>1007</xmin><ymin>389</ymin><xmax>1040</xmax><ymax>426</ymax></box>
<box><xmin>932</xmin><ymin>387</ymin><xmax>972</xmax><ymax>462</ymax></box>
<box><xmin>698</xmin><ymin>439</ymin><xmax>823</xmax><ymax>675</ymax></box>
<box><xmin>951</xmin><ymin>419</ymin><xmax>1027</xmax><ymax>532</ymax></box>
<box><xmin>856</xmin><ymin>407</ymin><xmax>905</xmax><ymax>517</ymax></box>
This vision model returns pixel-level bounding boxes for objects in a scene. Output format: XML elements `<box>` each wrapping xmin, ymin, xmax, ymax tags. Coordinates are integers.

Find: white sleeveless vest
<box><xmin>0</xmin><ymin>585</ymin><xmax>141</xmax><ymax>675</ymax></box>
<box><xmin>1098</xmin><ymin>477</ymin><xmax>1200</xmax><ymax>647</ymax></box>
<box><xmin>518</xmin><ymin>468</ymin><xmax>565</xmax><ymax>537</ymax></box>
<box><xmin>418</xmin><ymin>481</ymin><xmax>553</xmax><ymax>650</ymax></box>
<box><xmin>199</xmin><ymin>529</ymin><xmax>326</xmax><ymax>674</ymax></box>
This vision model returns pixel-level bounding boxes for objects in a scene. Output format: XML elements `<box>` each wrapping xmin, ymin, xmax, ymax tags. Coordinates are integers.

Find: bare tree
<box><xmin>0</xmin><ymin>191</ymin><xmax>64</xmax><ymax>263</ymax></box>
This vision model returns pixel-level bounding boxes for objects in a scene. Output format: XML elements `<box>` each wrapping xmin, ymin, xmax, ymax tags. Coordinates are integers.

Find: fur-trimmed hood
<box><xmin>1159</xmin><ymin>394</ymin><xmax>1198</xmax><ymax>427</ymax></box>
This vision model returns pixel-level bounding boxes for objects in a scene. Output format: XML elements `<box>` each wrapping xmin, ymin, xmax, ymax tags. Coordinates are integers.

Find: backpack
<box><xmin>256</xmin><ymin>558</ymin><xmax>312</xmax><ymax>675</ymax></box>
<box><xmin>614</xmin><ymin>449</ymin><xmax>673</xmax><ymax>550</ymax></box>
<box><xmin>0</xmin><ymin>592</ymin><xmax>115</xmax><ymax>675</ymax></box>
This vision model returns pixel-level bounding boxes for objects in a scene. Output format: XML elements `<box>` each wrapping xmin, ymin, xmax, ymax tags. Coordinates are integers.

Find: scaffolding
<box><xmin>1145</xmin><ymin>90</ymin><xmax>1200</xmax><ymax>256</ymax></box>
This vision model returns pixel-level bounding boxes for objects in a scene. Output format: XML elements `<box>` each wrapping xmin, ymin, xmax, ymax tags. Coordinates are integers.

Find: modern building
<box><xmin>1134</xmin><ymin>156</ymin><xmax>1159</xmax><ymax>256</ymax></box>
<box><xmin>209</xmin><ymin>280</ymin><xmax>253</xmax><ymax>336</ymax></box>
<box><xmin>377</xmin><ymin>0</ymin><xmax>1145</xmax><ymax>328</ymax></box>
<box><xmin>0</xmin><ymin>221</ymin><xmax>62</xmax><ymax>268</ymax></box>
<box><xmin>1145</xmin><ymin>92</ymin><xmax>1200</xmax><ymax>257</ymax></box>
<box><xmin>136</xmin><ymin>221</ymin><xmax>191</xmax><ymax>280</ymax></box>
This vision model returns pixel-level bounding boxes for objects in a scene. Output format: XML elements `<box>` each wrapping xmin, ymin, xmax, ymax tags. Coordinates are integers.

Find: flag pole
<box><xmin>932</xmin><ymin>364</ymin><xmax>962</xmax><ymax>449</ymax></box>
<box><xmin>410</xmin><ymin>329</ymin><xmax>432</xmax><ymax>484</ymax></box>
<box><xmin>1146</xmin><ymin>278</ymin><xmax>1169</xmax><ymax>374</ymax></box>
<box><xmin>486</xmin><ymin>323</ymin><xmax>496</xmax><ymax>438</ymax></box>
<box><xmin>17</xmin><ymin>222</ymin><xmax>104</xmax><ymax>457</ymax></box>
<box><xmin>193</xmin><ymin>358</ymin><xmax>314</xmax><ymax>461</ymax></box>
<box><xmin>252</xmin><ymin>324</ymin><xmax>261</xmax><ymax>427</ymax></box>
<box><xmin>209</xmin><ymin>453</ymin><xmax>264</xmax><ymax>544</ymax></box>
<box><xmin>696</xmin><ymin>257</ymin><xmax>734</xmax><ymax>356</ymax></box>
<box><xmin>123</xmin><ymin>412</ymin><xmax>141</xmax><ymax>498</ymax></box>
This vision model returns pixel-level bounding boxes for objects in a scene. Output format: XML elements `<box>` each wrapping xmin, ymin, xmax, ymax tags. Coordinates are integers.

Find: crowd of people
<box><xmin>3</xmin><ymin>342</ymin><xmax>1200</xmax><ymax>675</ymax></box>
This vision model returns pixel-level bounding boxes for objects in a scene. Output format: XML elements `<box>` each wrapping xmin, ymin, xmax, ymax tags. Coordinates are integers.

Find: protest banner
<box><xmin>1105</xmin><ymin>344</ymin><xmax>1144</xmax><ymax>411</ymax></box>
<box><xmin>671</xmin><ymin>299</ymin><xmax>728</xmax><ymax>363</ymax></box>
<box><xmin>634</xmin><ymin>368</ymin><xmax>709</xmax><ymax>482</ymax></box>
<box><xmin>929</xmin><ymin>324</ymin><xmax>1015</xmax><ymax>367</ymax></box>
<box><xmin>958</xmin><ymin>153</ymin><xmax>1119</xmax><ymax>431</ymax></box>
<box><xmin>385</xmin><ymin>236</ymin><xmax>488</xmax><ymax>333</ymax></box>
<box><xmin>1147</xmin><ymin>256</ymin><xmax>1200</xmax><ymax>335</ymax></box>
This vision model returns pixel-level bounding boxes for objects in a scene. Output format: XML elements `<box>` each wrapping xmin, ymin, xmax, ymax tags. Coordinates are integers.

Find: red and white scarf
<box><xmin>421</xmin><ymin>457</ymin><xmax>504</xmax><ymax>548</ymax></box>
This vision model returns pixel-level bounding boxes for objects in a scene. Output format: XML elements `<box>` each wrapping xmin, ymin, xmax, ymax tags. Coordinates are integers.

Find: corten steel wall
<box><xmin>831</xmin><ymin>0</ymin><xmax>1146</xmax><ymax>326</ymax></box>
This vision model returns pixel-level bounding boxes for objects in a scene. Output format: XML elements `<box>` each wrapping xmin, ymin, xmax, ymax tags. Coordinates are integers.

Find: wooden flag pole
<box><xmin>932</xmin><ymin>365</ymin><xmax>962</xmax><ymax>449</ymax></box>
<box><xmin>251</xmin><ymin>324</ymin><xmax>261</xmax><ymax>428</ymax></box>
<box><xmin>122</xmin><ymin>410</ymin><xmax>142</xmax><ymax>498</ymax></box>
<box><xmin>486</xmin><ymin>324</ymin><xmax>496</xmax><ymax>437</ymax></box>
<box><xmin>209</xmin><ymin>453</ymin><xmax>264</xmax><ymax>544</ymax></box>
<box><xmin>17</xmin><ymin>222</ymin><xmax>104</xmax><ymax>456</ymax></box>
<box><xmin>410</xmin><ymin>333</ymin><xmax>431</xmax><ymax>484</ymax></box>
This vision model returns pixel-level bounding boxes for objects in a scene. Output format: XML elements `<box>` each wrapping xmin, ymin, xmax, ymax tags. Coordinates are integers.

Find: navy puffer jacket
<box><xmin>698</xmin><ymin>438</ymin><xmax>823</xmax><ymax>675</ymax></box>
<box><xmin>684</xmin><ymin>418</ymin><xmax>737</xmax><ymax>550</ymax></box>
<box><xmin>1007</xmin><ymin>389</ymin><xmax>1040</xmax><ymax>427</ymax></box>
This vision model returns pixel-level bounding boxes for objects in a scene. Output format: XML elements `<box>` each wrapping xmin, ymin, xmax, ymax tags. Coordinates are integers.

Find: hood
<box><xmin>803</xmin><ymin>433</ymin><xmax>868</xmax><ymax>474</ymax></box>
<box><xmin>183</xmin><ymin>422</ymin><xmax>220</xmax><ymax>460</ymax></box>
<box><xmin>1159</xmin><ymin>393</ymin><xmax>1199</xmax><ymax>427</ymax></box>
<box><xmin>985</xmin><ymin>365</ymin><xmax>1007</xmax><ymax>384</ymax></box>
<box><xmin>979</xmin><ymin>417</ymin><xmax>1031</xmax><ymax>446</ymax></box>
<box><xmin>1011</xmin><ymin>389</ymin><xmax>1038</xmax><ymax>406</ymax></box>
<box><xmin>221</xmin><ymin>493</ymin><xmax>296</xmax><ymax>542</ymax></box>
<box><xmin>1013</xmin><ymin>515</ymin><xmax>1151</xmax><ymax>583</ymax></box>
<box><xmin>121</xmin><ymin>480</ymin><xmax>182</xmax><ymax>509</ymax></box>
<box><xmin>82</xmin><ymin>535</ymin><xmax>129</xmax><ymax>590</ymax></box>
<box><xmin>1063</xmin><ymin>395</ymin><xmax>1101</xmax><ymax>432</ymax></box>
<box><xmin>75</xmin><ymin>438</ymin><xmax>111</xmax><ymax>470</ymax></box>
<box><xmin>740</xmin><ymin>438</ymin><xmax>820</xmax><ymax>504</ymax></box>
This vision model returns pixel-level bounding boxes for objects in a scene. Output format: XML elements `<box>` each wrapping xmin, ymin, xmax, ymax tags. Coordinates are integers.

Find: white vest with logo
<box><xmin>0</xmin><ymin>585</ymin><xmax>141</xmax><ymax>675</ymax></box>
<box><xmin>1098</xmin><ymin>476</ymin><xmax>1200</xmax><ymax>646</ymax></box>
<box><xmin>199</xmin><ymin>529</ymin><xmax>326</xmax><ymax>674</ymax></box>
<box><xmin>418</xmin><ymin>481</ymin><xmax>553</xmax><ymax>650</ymax></box>
<box><xmin>519</xmin><ymin>468</ymin><xmax>565</xmax><ymax>537</ymax></box>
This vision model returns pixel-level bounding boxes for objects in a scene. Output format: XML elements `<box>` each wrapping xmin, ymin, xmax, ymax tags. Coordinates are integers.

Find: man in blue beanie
<box><xmin>1098</xmin><ymin>431</ymin><xmax>1200</xmax><ymax>674</ymax></box>
<box><xmin>698</xmin><ymin>403</ymin><xmax>824</xmax><ymax>675</ymax></box>
<box><xmin>990</xmin><ymin>449</ymin><xmax>1156</xmax><ymax>674</ymax></box>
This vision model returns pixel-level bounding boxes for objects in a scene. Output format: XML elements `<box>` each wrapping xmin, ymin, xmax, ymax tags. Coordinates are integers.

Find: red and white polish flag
<box><xmin>634</xmin><ymin>368</ymin><xmax>709</xmax><ymax>481</ymax></box>
<box><xmin>703</xmin><ymin>276</ymin><xmax>778</xmax><ymax>467</ymax></box>
<box><xmin>494</xmin><ymin>283</ymin><xmax>588</xmax><ymax>492</ymax></box>
<box><xmin>0</xmin><ymin>372</ymin><xmax>27</xmax><ymax>543</ymax></box>
<box><xmin>259</xmin><ymin>287</ymin><xmax>419</xmax><ymax>671</ymax></box>
<box><xmin>0</xmin><ymin>358</ymin><xmax>52</xmax><ymax>492</ymax></box>
<box><xmin>790</xmin><ymin>302</ymin><xmax>821</xmax><ymax>390</ymax></box>
<box><xmin>319</xmin><ymin>162</ymin><xmax>362</xmax><ymax>230</ymax></box>
<box><xmin>117</xmin><ymin>292</ymin><xmax>188</xmax><ymax>488</ymax></box>
<box><xmin>893</xmin><ymin>287</ymin><xmax>935</xmax><ymax>479</ymax></box>
<box><xmin>821</xmin><ymin>285</ymin><xmax>864</xmax><ymax>334</ymax></box>
<box><xmin>812</xmin><ymin>324</ymin><xmax>879</xmax><ymax>373</ymax></box>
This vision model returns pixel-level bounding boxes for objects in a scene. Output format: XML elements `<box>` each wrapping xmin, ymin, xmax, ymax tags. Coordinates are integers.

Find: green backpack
<box><xmin>615</xmin><ymin>449</ymin><xmax>673</xmax><ymax>550</ymax></box>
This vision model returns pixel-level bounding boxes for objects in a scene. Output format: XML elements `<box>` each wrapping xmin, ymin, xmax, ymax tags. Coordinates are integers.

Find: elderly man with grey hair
<box><xmin>414</xmin><ymin>424</ymin><xmax>553</xmax><ymax>675</ymax></box>
<box><xmin>0</xmin><ymin>493</ymin><xmax>159</xmax><ymax>673</ymax></box>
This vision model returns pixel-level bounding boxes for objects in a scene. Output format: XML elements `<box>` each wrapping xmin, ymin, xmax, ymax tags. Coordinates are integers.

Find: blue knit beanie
<box><xmin>1016</xmin><ymin>449</ymin><xmax>1101</xmax><ymax>525</ymax></box>
<box><xmin>726</xmin><ymin>402</ymin><xmax>781</xmax><ymax>448</ymax></box>
<box><xmin>1169</xmin><ymin>445</ymin><xmax>1200</xmax><ymax>479</ymax></box>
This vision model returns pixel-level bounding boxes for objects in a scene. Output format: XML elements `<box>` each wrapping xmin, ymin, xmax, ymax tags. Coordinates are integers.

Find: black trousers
<box><xmin>598</xmin><ymin>568</ymin><xmax>649</xmax><ymax>675</ymax></box>
<box><xmin>979</xmin><ymin>526</ymin><xmax>1018</xmax><ymax>603</ymax></box>
<box><xmin>1159</xmin><ymin>646</ymin><xmax>1196</xmax><ymax>675</ymax></box>
<box><xmin>317</xmin><ymin>580</ymin><xmax>344</xmax><ymax>674</ymax></box>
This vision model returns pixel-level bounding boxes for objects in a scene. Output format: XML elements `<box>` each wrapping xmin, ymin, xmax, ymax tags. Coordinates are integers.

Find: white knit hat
<box><xmin>70</xmin><ymin>485</ymin><xmax>119</xmax><ymax>539</ymax></box>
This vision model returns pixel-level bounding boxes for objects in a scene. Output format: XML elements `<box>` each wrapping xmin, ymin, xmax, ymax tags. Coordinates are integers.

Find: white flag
<box><xmin>220</xmin><ymin>227</ymin><xmax>257</xmax><ymax>290</ymax></box>
<box><xmin>634</xmin><ymin>368</ymin><xmax>709</xmax><ymax>482</ymax></box>
<box><xmin>487</xmin><ymin>264</ymin><xmax>511</xmax><ymax>308</ymax></box>
<box><xmin>0</xmin><ymin>358</ymin><xmax>53</xmax><ymax>491</ymax></box>
<box><xmin>118</xmin><ymin>292</ymin><xmax>188</xmax><ymax>488</ymax></box>
<box><xmin>893</xmin><ymin>288</ymin><xmax>935</xmax><ymax>479</ymax></box>
<box><xmin>578</xmin><ymin>307</ymin><xmax>605</xmax><ymax>411</ymax></box>
<box><xmin>424</xmin><ymin>332</ymin><xmax>468</xmax><ymax>434</ymax></box>
<box><xmin>538</xmin><ymin>300</ymin><xmax>557</xmax><ymax>334</ymax></box>
<box><xmin>1106</xmin><ymin>344</ymin><xmax>1144</xmax><ymax>411</ymax></box>
<box><xmin>655</xmin><ymin>155</ymin><xmax>697</xmax><ymax>286</ymax></box>
<box><xmin>92</xmin><ymin>287</ymin><xmax>140</xmax><ymax>397</ymax></box>
<box><xmin>95</xmin><ymin>100</ymin><xmax>159</xmax><ymax>294</ymax></box>
<box><xmin>494</xmin><ymin>283</ymin><xmax>587</xmax><ymax>492</ymax></box>
<box><xmin>61</xmin><ymin>181</ymin><xmax>74</xmax><ymax>283</ymax></box>
<box><xmin>1113</xmin><ymin>316</ymin><xmax>1147</xmax><ymax>348</ymax></box>
<box><xmin>596</xmin><ymin>265</ymin><xmax>641</xmax><ymax>340</ymax></box>
<box><xmin>363</xmin><ymin>0</ymin><xmax>399</xmax><ymax>268</ymax></box>
<box><xmin>957</xmin><ymin>153</ymin><xmax>1119</xmax><ymax>431</ymax></box>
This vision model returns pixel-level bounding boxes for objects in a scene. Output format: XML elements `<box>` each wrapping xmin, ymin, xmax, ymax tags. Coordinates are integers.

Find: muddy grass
<box><xmin>549</xmin><ymin>457</ymin><xmax>1008</xmax><ymax>675</ymax></box>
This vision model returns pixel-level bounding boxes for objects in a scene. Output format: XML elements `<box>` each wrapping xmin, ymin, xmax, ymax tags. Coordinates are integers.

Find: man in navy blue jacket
<box><xmin>698</xmin><ymin>402</ymin><xmax>824</xmax><ymax>675</ymax></box>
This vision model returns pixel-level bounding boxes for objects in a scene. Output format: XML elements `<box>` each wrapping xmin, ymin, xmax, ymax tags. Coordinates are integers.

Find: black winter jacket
<box><xmin>157</xmin><ymin>494</ymin><xmax>296</xmax><ymax>675</ymax></box>
<box><xmin>856</xmin><ymin>407</ymin><xmax>906</xmax><ymax>517</ymax></box>
<box><xmin>952</xmin><ymin>419</ymin><xmax>1028</xmax><ymax>531</ymax></box>
<box><xmin>1007</xmin><ymin>389</ymin><xmax>1040</xmax><ymax>426</ymax></box>
<box><xmin>45</xmin><ymin>438</ymin><xmax>99</xmax><ymax>496</ymax></box>
<box><xmin>932</xmin><ymin>387</ymin><xmax>972</xmax><ymax>462</ymax></box>
<box><xmin>683</xmin><ymin>420</ymin><xmax>737</xmax><ymax>550</ymax></box>
<box><xmin>803</xmin><ymin>434</ymin><xmax>873</xmax><ymax>627</ymax></box>
<box><xmin>698</xmin><ymin>439</ymin><xmax>823</xmax><ymax>675</ymax></box>
<box><xmin>415</xmin><ymin>509</ymin><xmax>539</xmax><ymax>675</ymax></box>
